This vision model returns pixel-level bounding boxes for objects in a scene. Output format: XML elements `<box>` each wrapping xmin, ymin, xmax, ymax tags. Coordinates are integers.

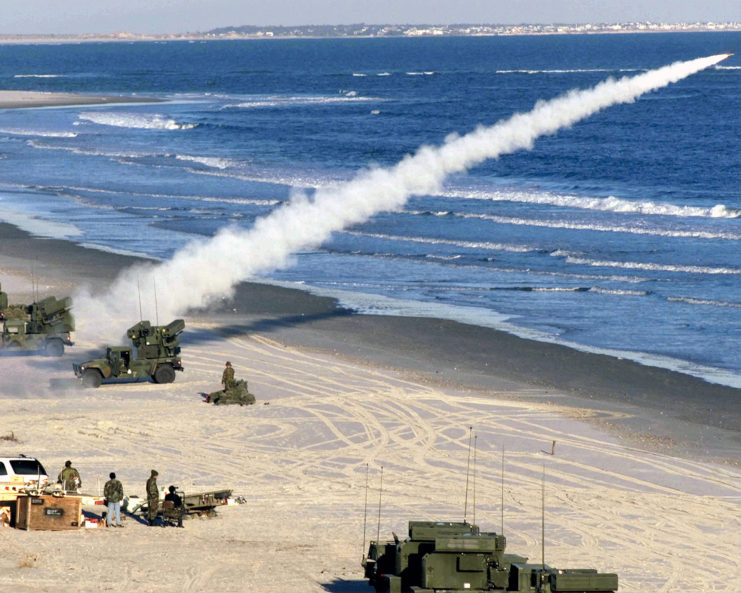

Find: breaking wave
<box><xmin>13</xmin><ymin>74</ymin><xmax>65</xmax><ymax>78</ymax></box>
<box><xmin>554</xmin><ymin>252</ymin><xmax>740</xmax><ymax>275</ymax></box>
<box><xmin>224</xmin><ymin>94</ymin><xmax>377</xmax><ymax>109</ymax></box>
<box><xmin>0</xmin><ymin>128</ymin><xmax>77</xmax><ymax>138</ymax></box>
<box><xmin>345</xmin><ymin>231</ymin><xmax>537</xmax><ymax>253</ymax></box>
<box><xmin>174</xmin><ymin>155</ymin><xmax>239</xmax><ymax>169</ymax></box>
<box><xmin>667</xmin><ymin>297</ymin><xmax>741</xmax><ymax>308</ymax></box>
<box><xmin>408</xmin><ymin>210</ymin><xmax>739</xmax><ymax>240</ymax></box>
<box><xmin>78</xmin><ymin>112</ymin><xmax>198</xmax><ymax>130</ymax></box>
<box><xmin>443</xmin><ymin>188</ymin><xmax>740</xmax><ymax>219</ymax></box>
<box><xmin>495</xmin><ymin>67</ymin><xmax>642</xmax><ymax>74</ymax></box>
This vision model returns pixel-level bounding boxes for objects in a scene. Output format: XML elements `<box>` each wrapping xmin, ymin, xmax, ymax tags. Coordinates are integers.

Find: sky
<box><xmin>2</xmin><ymin>0</ymin><xmax>738</xmax><ymax>35</ymax></box>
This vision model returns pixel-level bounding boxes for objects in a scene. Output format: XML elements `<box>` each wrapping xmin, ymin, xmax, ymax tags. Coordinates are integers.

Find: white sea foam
<box><xmin>0</xmin><ymin>205</ymin><xmax>82</xmax><ymax>240</ymax></box>
<box><xmin>225</xmin><ymin>94</ymin><xmax>376</xmax><ymax>109</ymax></box>
<box><xmin>495</xmin><ymin>67</ymin><xmax>641</xmax><ymax>74</ymax></box>
<box><xmin>0</xmin><ymin>128</ymin><xmax>77</xmax><ymax>138</ymax></box>
<box><xmin>558</xmin><ymin>253</ymin><xmax>740</xmax><ymax>275</ymax></box>
<box><xmin>13</xmin><ymin>74</ymin><xmax>64</xmax><ymax>78</ymax></box>
<box><xmin>346</xmin><ymin>231</ymin><xmax>537</xmax><ymax>253</ymax></box>
<box><xmin>78</xmin><ymin>112</ymin><xmax>198</xmax><ymax>130</ymax></box>
<box><xmin>174</xmin><ymin>155</ymin><xmax>238</xmax><ymax>169</ymax></box>
<box><xmin>26</xmin><ymin>139</ymin><xmax>149</xmax><ymax>159</ymax></box>
<box><xmin>589</xmin><ymin>287</ymin><xmax>647</xmax><ymax>296</ymax></box>
<box><xmin>443</xmin><ymin>188</ymin><xmax>740</xmax><ymax>219</ymax></box>
<box><xmin>58</xmin><ymin>184</ymin><xmax>281</xmax><ymax>207</ymax></box>
<box><xmin>409</xmin><ymin>210</ymin><xmax>740</xmax><ymax>240</ymax></box>
<box><xmin>667</xmin><ymin>296</ymin><xmax>741</xmax><ymax>308</ymax></box>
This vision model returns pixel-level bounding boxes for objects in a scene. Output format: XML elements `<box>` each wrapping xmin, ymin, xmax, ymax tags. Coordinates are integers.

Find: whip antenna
<box><xmin>541</xmin><ymin>464</ymin><xmax>546</xmax><ymax>571</ymax></box>
<box><xmin>153</xmin><ymin>278</ymin><xmax>159</xmax><ymax>326</ymax></box>
<box><xmin>473</xmin><ymin>434</ymin><xmax>477</xmax><ymax>527</ymax></box>
<box><xmin>463</xmin><ymin>426</ymin><xmax>473</xmax><ymax>522</ymax></box>
<box><xmin>362</xmin><ymin>462</ymin><xmax>369</xmax><ymax>560</ymax></box>
<box><xmin>376</xmin><ymin>466</ymin><xmax>384</xmax><ymax>544</ymax></box>
<box><xmin>501</xmin><ymin>447</ymin><xmax>505</xmax><ymax>535</ymax></box>
<box><xmin>137</xmin><ymin>277</ymin><xmax>143</xmax><ymax>322</ymax></box>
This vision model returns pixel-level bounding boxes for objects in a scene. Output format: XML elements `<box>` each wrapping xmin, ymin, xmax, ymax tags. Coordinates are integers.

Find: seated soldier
<box><xmin>163</xmin><ymin>485</ymin><xmax>184</xmax><ymax>527</ymax></box>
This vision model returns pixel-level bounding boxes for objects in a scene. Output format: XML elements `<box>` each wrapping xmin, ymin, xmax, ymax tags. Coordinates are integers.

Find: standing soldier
<box><xmin>103</xmin><ymin>472</ymin><xmax>124</xmax><ymax>528</ymax></box>
<box><xmin>146</xmin><ymin>469</ymin><xmax>159</xmax><ymax>526</ymax></box>
<box><xmin>57</xmin><ymin>460</ymin><xmax>81</xmax><ymax>492</ymax></box>
<box><xmin>221</xmin><ymin>361</ymin><xmax>236</xmax><ymax>390</ymax></box>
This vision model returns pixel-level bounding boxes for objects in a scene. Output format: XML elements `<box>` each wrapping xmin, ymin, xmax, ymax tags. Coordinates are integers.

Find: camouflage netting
<box><xmin>2</xmin><ymin>305</ymin><xmax>29</xmax><ymax>320</ymax></box>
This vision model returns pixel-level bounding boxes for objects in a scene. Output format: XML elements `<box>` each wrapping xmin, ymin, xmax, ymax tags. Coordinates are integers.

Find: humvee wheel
<box><xmin>82</xmin><ymin>369</ymin><xmax>103</xmax><ymax>388</ymax></box>
<box><xmin>45</xmin><ymin>340</ymin><xmax>64</xmax><ymax>357</ymax></box>
<box><xmin>153</xmin><ymin>365</ymin><xmax>176</xmax><ymax>384</ymax></box>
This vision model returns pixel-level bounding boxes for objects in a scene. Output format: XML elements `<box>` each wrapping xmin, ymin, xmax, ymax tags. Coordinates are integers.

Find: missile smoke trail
<box><xmin>74</xmin><ymin>53</ymin><xmax>730</xmax><ymax>342</ymax></box>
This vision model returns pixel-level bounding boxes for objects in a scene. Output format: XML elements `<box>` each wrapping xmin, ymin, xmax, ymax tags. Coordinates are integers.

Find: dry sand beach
<box><xmin>1</xmin><ymin>92</ymin><xmax>740</xmax><ymax>592</ymax></box>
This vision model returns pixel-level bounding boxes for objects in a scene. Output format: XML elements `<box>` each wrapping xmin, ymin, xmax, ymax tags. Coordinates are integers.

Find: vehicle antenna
<box><xmin>137</xmin><ymin>277</ymin><xmax>143</xmax><ymax>322</ymax></box>
<box><xmin>501</xmin><ymin>446</ymin><xmax>505</xmax><ymax>535</ymax></box>
<box><xmin>153</xmin><ymin>277</ymin><xmax>159</xmax><ymax>326</ymax></box>
<box><xmin>31</xmin><ymin>259</ymin><xmax>37</xmax><ymax>302</ymax></box>
<box><xmin>541</xmin><ymin>464</ymin><xmax>546</xmax><ymax>572</ymax></box>
<box><xmin>463</xmin><ymin>425</ymin><xmax>473</xmax><ymax>522</ymax></box>
<box><xmin>472</xmin><ymin>434</ymin><xmax>477</xmax><ymax>527</ymax></box>
<box><xmin>362</xmin><ymin>462</ymin><xmax>369</xmax><ymax>561</ymax></box>
<box><xmin>376</xmin><ymin>465</ymin><xmax>384</xmax><ymax>544</ymax></box>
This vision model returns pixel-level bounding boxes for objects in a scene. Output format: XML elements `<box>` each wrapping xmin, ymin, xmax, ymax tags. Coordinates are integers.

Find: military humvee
<box><xmin>363</xmin><ymin>520</ymin><xmax>617</xmax><ymax>593</ymax></box>
<box><xmin>73</xmin><ymin>319</ymin><xmax>184</xmax><ymax>388</ymax></box>
<box><xmin>0</xmin><ymin>291</ymin><xmax>74</xmax><ymax>356</ymax></box>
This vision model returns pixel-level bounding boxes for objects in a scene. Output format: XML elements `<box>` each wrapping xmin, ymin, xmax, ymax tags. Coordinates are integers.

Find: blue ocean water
<box><xmin>0</xmin><ymin>33</ymin><xmax>739</xmax><ymax>385</ymax></box>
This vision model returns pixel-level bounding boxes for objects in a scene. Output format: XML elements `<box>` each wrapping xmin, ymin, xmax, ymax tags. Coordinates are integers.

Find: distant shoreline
<box><xmin>0</xmin><ymin>23</ymin><xmax>738</xmax><ymax>45</ymax></box>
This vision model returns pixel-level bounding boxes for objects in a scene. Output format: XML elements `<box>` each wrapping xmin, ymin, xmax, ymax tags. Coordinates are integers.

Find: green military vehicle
<box><xmin>363</xmin><ymin>520</ymin><xmax>617</xmax><ymax>593</ymax></box>
<box><xmin>206</xmin><ymin>379</ymin><xmax>256</xmax><ymax>406</ymax></box>
<box><xmin>73</xmin><ymin>319</ymin><xmax>184</xmax><ymax>388</ymax></box>
<box><xmin>0</xmin><ymin>284</ymin><xmax>75</xmax><ymax>356</ymax></box>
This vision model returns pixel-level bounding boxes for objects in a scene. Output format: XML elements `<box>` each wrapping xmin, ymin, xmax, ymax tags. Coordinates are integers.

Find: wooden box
<box><xmin>16</xmin><ymin>495</ymin><xmax>83</xmax><ymax>530</ymax></box>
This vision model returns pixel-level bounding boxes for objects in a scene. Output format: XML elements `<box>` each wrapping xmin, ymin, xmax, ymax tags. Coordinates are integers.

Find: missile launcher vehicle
<box><xmin>363</xmin><ymin>520</ymin><xmax>617</xmax><ymax>593</ymax></box>
<box><xmin>0</xmin><ymin>284</ymin><xmax>75</xmax><ymax>356</ymax></box>
<box><xmin>73</xmin><ymin>319</ymin><xmax>184</xmax><ymax>388</ymax></box>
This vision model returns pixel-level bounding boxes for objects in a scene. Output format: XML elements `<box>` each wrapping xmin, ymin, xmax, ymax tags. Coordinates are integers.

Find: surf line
<box><xmin>74</xmin><ymin>54</ymin><xmax>731</xmax><ymax>337</ymax></box>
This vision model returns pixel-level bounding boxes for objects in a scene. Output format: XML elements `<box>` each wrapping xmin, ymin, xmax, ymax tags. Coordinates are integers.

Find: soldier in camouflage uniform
<box><xmin>146</xmin><ymin>469</ymin><xmax>159</xmax><ymax>526</ymax></box>
<box><xmin>57</xmin><ymin>460</ymin><xmax>81</xmax><ymax>492</ymax></box>
<box><xmin>221</xmin><ymin>361</ymin><xmax>236</xmax><ymax>390</ymax></box>
<box><xmin>103</xmin><ymin>472</ymin><xmax>124</xmax><ymax>527</ymax></box>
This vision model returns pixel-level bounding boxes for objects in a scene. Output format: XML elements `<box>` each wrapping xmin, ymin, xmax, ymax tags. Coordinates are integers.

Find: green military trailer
<box><xmin>363</xmin><ymin>520</ymin><xmax>618</xmax><ymax>593</ymax></box>
<box><xmin>73</xmin><ymin>319</ymin><xmax>184</xmax><ymax>388</ymax></box>
<box><xmin>0</xmin><ymin>292</ymin><xmax>75</xmax><ymax>356</ymax></box>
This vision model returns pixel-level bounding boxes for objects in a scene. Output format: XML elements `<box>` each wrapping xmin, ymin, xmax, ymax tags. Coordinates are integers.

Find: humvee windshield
<box><xmin>9</xmin><ymin>459</ymin><xmax>47</xmax><ymax>475</ymax></box>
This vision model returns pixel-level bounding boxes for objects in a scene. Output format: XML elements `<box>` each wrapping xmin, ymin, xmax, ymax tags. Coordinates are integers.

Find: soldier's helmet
<box><xmin>226</xmin><ymin>361</ymin><xmax>232</xmax><ymax>367</ymax></box>
<box><xmin>65</xmin><ymin>460</ymin><xmax>72</xmax><ymax>467</ymax></box>
<box><xmin>151</xmin><ymin>469</ymin><xmax>159</xmax><ymax>477</ymax></box>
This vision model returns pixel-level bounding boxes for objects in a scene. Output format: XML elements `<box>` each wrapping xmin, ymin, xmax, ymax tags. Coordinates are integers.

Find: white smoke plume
<box><xmin>74</xmin><ymin>54</ymin><xmax>730</xmax><ymax>343</ymax></box>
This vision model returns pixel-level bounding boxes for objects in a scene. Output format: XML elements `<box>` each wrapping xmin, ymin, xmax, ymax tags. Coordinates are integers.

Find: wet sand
<box><xmin>0</xmin><ymin>90</ymin><xmax>160</xmax><ymax>109</ymax></box>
